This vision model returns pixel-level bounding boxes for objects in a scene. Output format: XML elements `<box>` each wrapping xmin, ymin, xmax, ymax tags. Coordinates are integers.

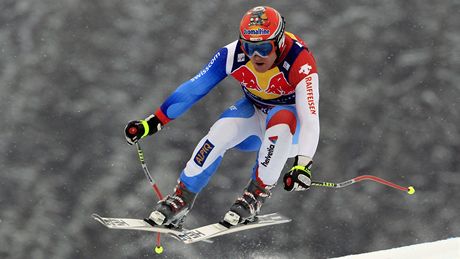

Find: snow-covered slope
<box><xmin>334</xmin><ymin>238</ymin><xmax>460</xmax><ymax>259</ymax></box>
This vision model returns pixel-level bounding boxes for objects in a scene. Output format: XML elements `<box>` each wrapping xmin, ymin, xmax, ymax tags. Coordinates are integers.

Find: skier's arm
<box><xmin>283</xmin><ymin>73</ymin><xmax>319</xmax><ymax>191</ymax></box>
<box><xmin>154</xmin><ymin>48</ymin><xmax>229</xmax><ymax>125</ymax></box>
<box><xmin>125</xmin><ymin>47</ymin><xmax>230</xmax><ymax>144</ymax></box>
<box><xmin>294</xmin><ymin>72</ymin><xmax>320</xmax><ymax>161</ymax></box>
<box><xmin>283</xmin><ymin>48</ymin><xmax>319</xmax><ymax>191</ymax></box>
<box><xmin>290</xmin><ymin>47</ymin><xmax>320</xmax><ymax>162</ymax></box>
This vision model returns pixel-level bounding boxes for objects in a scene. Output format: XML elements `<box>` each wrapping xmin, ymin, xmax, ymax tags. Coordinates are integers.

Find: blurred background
<box><xmin>1</xmin><ymin>0</ymin><xmax>459</xmax><ymax>258</ymax></box>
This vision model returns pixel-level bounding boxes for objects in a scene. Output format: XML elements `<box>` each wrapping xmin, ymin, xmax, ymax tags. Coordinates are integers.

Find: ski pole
<box><xmin>133</xmin><ymin>141</ymin><xmax>164</xmax><ymax>254</ymax></box>
<box><xmin>311</xmin><ymin>175</ymin><xmax>415</xmax><ymax>195</ymax></box>
<box><xmin>134</xmin><ymin>142</ymin><xmax>164</xmax><ymax>200</ymax></box>
<box><xmin>128</xmin><ymin>127</ymin><xmax>164</xmax><ymax>254</ymax></box>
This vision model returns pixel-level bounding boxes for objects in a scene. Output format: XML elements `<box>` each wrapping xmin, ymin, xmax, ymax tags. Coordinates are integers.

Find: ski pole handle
<box><xmin>124</xmin><ymin>122</ymin><xmax>144</xmax><ymax>145</ymax></box>
<box><xmin>311</xmin><ymin>179</ymin><xmax>354</xmax><ymax>189</ymax></box>
<box><xmin>128</xmin><ymin>127</ymin><xmax>138</xmax><ymax>135</ymax></box>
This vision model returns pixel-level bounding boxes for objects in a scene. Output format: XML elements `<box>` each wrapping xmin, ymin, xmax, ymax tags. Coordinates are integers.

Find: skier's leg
<box><xmin>224</xmin><ymin>106</ymin><xmax>298</xmax><ymax>225</ymax></box>
<box><xmin>180</xmin><ymin>98</ymin><xmax>262</xmax><ymax>193</ymax></box>
<box><xmin>150</xmin><ymin>98</ymin><xmax>263</xmax><ymax>226</ymax></box>
<box><xmin>253</xmin><ymin>105</ymin><xmax>298</xmax><ymax>186</ymax></box>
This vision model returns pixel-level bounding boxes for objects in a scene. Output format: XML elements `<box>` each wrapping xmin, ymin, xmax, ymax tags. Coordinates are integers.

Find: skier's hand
<box><xmin>283</xmin><ymin>156</ymin><xmax>313</xmax><ymax>191</ymax></box>
<box><xmin>124</xmin><ymin>115</ymin><xmax>163</xmax><ymax>145</ymax></box>
<box><xmin>124</xmin><ymin>120</ymin><xmax>144</xmax><ymax>145</ymax></box>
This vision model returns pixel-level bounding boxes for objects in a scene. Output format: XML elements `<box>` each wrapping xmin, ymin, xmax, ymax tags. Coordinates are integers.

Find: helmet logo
<box><xmin>243</xmin><ymin>28</ymin><xmax>270</xmax><ymax>36</ymax></box>
<box><xmin>243</xmin><ymin>7</ymin><xmax>271</xmax><ymax>37</ymax></box>
<box><xmin>248</xmin><ymin>7</ymin><xmax>270</xmax><ymax>27</ymax></box>
<box><xmin>240</xmin><ymin>6</ymin><xmax>284</xmax><ymax>43</ymax></box>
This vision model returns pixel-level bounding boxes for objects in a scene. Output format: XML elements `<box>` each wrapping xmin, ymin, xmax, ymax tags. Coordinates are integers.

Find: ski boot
<box><xmin>148</xmin><ymin>181</ymin><xmax>197</xmax><ymax>229</ymax></box>
<box><xmin>223</xmin><ymin>179</ymin><xmax>272</xmax><ymax>226</ymax></box>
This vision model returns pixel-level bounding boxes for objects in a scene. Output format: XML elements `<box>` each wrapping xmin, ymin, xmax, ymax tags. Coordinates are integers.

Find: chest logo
<box><xmin>231</xmin><ymin>65</ymin><xmax>293</xmax><ymax>99</ymax></box>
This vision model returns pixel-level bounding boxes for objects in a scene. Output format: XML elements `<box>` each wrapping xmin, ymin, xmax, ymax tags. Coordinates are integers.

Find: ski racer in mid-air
<box><xmin>124</xmin><ymin>6</ymin><xmax>320</xmax><ymax>227</ymax></box>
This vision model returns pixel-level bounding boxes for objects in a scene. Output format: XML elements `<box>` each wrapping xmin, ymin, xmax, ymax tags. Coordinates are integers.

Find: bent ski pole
<box><xmin>311</xmin><ymin>175</ymin><xmax>415</xmax><ymax>195</ymax></box>
<box><xmin>132</xmin><ymin>141</ymin><xmax>164</xmax><ymax>254</ymax></box>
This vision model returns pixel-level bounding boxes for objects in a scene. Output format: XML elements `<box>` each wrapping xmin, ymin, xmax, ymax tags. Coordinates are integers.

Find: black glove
<box><xmin>124</xmin><ymin>115</ymin><xmax>163</xmax><ymax>145</ymax></box>
<box><xmin>283</xmin><ymin>156</ymin><xmax>313</xmax><ymax>191</ymax></box>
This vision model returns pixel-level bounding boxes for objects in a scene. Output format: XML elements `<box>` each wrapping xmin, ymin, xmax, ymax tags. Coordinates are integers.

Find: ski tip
<box><xmin>91</xmin><ymin>213</ymin><xmax>101</xmax><ymax>219</ymax></box>
<box><xmin>91</xmin><ymin>214</ymin><xmax>105</xmax><ymax>225</ymax></box>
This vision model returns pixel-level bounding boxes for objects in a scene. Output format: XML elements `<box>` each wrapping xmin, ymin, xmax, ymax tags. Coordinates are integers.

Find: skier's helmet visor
<box><xmin>241</xmin><ymin>40</ymin><xmax>275</xmax><ymax>58</ymax></box>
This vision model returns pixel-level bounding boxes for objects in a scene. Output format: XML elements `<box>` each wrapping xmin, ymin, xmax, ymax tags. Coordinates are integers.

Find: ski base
<box><xmin>92</xmin><ymin>212</ymin><xmax>291</xmax><ymax>244</ymax></box>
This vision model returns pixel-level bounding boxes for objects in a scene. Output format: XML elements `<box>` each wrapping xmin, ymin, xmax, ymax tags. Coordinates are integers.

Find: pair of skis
<box><xmin>93</xmin><ymin>142</ymin><xmax>414</xmax><ymax>252</ymax></box>
<box><xmin>92</xmin><ymin>212</ymin><xmax>291</xmax><ymax>244</ymax></box>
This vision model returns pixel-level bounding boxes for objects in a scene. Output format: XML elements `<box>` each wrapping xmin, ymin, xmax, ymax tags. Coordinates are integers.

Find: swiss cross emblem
<box><xmin>299</xmin><ymin>64</ymin><xmax>312</xmax><ymax>75</ymax></box>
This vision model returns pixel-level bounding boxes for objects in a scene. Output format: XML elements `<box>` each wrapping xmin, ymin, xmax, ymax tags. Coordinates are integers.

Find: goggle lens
<box><xmin>242</xmin><ymin>41</ymin><xmax>274</xmax><ymax>58</ymax></box>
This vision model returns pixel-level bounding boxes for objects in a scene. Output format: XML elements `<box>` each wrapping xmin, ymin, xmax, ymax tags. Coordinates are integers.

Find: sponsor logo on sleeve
<box><xmin>194</xmin><ymin>139</ymin><xmax>215</xmax><ymax>167</ymax></box>
<box><xmin>305</xmin><ymin>76</ymin><xmax>317</xmax><ymax>115</ymax></box>
<box><xmin>299</xmin><ymin>63</ymin><xmax>312</xmax><ymax>75</ymax></box>
<box><xmin>191</xmin><ymin>52</ymin><xmax>221</xmax><ymax>82</ymax></box>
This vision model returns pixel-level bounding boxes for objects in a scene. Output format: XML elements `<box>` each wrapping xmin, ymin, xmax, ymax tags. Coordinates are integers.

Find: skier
<box><xmin>124</xmin><ymin>6</ymin><xmax>319</xmax><ymax>227</ymax></box>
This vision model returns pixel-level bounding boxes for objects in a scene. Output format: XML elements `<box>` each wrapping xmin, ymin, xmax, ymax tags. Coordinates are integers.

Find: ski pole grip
<box><xmin>128</xmin><ymin>127</ymin><xmax>138</xmax><ymax>135</ymax></box>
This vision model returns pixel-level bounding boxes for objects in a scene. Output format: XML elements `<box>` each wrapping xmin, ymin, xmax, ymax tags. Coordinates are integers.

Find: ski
<box><xmin>92</xmin><ymin>212</ymin><xmax>290</xmax><ymax>244</ymax></box>
<box><xmin>91</xmin><ymin>213</ymin><xmax>205</xmax><ymax>243</ymax></box>
<box><xmin>176</xmin><ymin>213</ymin><xmax>291</xmax><ymax>244</ymax></box>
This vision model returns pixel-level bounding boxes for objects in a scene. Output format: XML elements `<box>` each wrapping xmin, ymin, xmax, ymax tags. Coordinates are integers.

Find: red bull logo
<box><xmin>231</xmin><ymin>65</ymin><xmax>293</xmax><ymax>99</ymax></box>
<box><xmin>232</xmin><ymin>66</ymin><xmax>262</xmax><ymax>91</ymax></box>
<box><xmin>265</xmin><ymin>73</ymin><xmax>292</xmax><ymax>95</ymax></box>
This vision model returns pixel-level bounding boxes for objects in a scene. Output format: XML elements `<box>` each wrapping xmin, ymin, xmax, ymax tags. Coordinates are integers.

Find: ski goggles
<box><xmin>240</xmin><ymin>40</ymin><xmax>276</xmax><ymax>58</ymax></box>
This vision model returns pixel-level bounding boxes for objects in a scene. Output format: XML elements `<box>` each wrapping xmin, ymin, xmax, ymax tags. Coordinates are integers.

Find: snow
<box><xmin>333</xmin><ymin>238</ymin><xmax>460</xmax><ymax>259</ymax></box>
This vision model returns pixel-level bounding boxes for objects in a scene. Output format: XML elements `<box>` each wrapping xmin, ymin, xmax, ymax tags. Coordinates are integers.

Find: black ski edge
<box><xmin>143</xmin><ymin>217</ymin><xmax>156</xmax><ymax>227</ymax></box>
<box><xmin>218</xmin><ymin>214</ymin><xmax>262</xmax><ymax>229</ymax></box>
<box><xmin>218</xmin><ymin>220</ymin><xmax>232</xmax><ymax>229</ymax></box>
<box><xmin>143</xmin><ymin>218</ymin><xmax>185</xmax><ymax>230</ymax></box>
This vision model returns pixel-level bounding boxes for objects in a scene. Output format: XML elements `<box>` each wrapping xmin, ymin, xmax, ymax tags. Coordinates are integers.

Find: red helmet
<box><xmin>239</xmin><ymin>6</ymin><xmax>286</xmax><ymax>57</ymax></box>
